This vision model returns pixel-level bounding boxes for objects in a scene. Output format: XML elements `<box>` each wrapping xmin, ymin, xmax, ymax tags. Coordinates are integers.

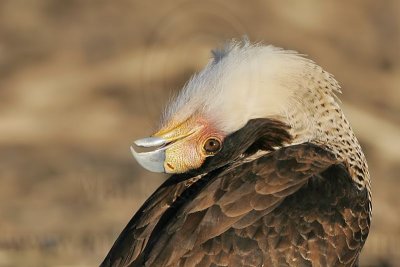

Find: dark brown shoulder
<box><xmin>135</xmin><ymin>143</ymin><xmax>341</xmax><ymax>266</ymax></box>
<box><xmin>277</xmin><ymin>162</ymin><xmax>370</xmax><ymax>266</ymax></box>
<box><xmin>102</xmin><ymin>142</ymin><xmax>370</xmax><ymax>267</ymax></box>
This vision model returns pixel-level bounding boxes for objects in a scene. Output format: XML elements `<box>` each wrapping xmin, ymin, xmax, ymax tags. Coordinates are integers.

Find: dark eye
<box><xmin>203</xmin><ymin>138</ymin><xmax>222</xmax><ymax>155</ymax></box>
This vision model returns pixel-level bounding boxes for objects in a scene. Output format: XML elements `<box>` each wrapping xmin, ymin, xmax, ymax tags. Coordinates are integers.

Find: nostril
<box><xmin>166</xmin><ymin>163</ymin><xmax>175</xmax><ymax>170</ymax></box>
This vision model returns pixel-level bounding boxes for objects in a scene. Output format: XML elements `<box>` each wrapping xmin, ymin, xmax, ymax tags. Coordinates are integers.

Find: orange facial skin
<box><xmin>153</xmin><ymin>116</ymin><xmax>224</xmax><ymax>173</ymax></box>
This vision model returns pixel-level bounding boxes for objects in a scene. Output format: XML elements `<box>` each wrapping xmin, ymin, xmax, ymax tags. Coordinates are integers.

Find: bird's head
<box><xmin>132</xmin><ymin>115</ymin><xmax>225</xmax><ymax>173</ymax></box>
<box><xmin>131</xmin><ymin>40</ymin><xmax>342</xmax><ymax>174</ymax></box>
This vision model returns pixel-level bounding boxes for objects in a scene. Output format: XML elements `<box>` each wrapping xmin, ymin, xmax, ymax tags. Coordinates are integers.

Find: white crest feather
<box><xmin>161</xmin><ymin>39</ymin><xmax>369</xmax><ymax>190</ymax></box>
<box><xmin>163</xmin><ymin>39</ymin><xmax>340</xmax><ymax>135</ymax></box>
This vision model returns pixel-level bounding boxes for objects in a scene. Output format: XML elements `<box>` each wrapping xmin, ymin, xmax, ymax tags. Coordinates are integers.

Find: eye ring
<box><xmin>203</xmin><ymin>137</ymin><xmax>222</xmax><ymax>155</ymax></box>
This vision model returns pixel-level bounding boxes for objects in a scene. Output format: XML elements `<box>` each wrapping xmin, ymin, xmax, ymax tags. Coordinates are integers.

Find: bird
<box><xmin>100</xmin><ymin>40</ymin><xmax>371</xmax><ymax>267</ymax></box>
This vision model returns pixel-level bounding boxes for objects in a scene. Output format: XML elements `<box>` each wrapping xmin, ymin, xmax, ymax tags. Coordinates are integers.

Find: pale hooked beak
<box><xmin>130</xmin><ymin>137</ymin><xmax>167</xmax><ymax>173</ymax></box>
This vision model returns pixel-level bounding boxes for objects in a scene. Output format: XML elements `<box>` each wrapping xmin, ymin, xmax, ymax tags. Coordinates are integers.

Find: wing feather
<box><xmin>140</xmin><ymin>143</ymin><xmax>340</xmax><ymax>266</ymax></box>
<box><xmin>101</xmin><ymin>143</ymin><xmax>370</xmax><ymax>267</ymax></box>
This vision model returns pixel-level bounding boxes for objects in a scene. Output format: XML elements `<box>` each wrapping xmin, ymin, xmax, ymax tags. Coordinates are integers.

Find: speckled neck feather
<box><xmin>281</xmin><ymin>62</ymin><xmax>370</xmax><ymax>193</ymax></box>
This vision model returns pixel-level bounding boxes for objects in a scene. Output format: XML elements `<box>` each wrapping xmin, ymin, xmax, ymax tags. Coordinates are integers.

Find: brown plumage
<box><xmin>100</xmin><ymin>41</ymin><xmax>371</xmax><ymax>267</ymax></box>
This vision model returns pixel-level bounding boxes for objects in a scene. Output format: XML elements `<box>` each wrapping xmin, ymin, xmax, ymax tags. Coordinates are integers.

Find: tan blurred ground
<box><xmin>0</xmin><ymin>1</ymin><xmax>399</xmax><ymax>266</ymax></box>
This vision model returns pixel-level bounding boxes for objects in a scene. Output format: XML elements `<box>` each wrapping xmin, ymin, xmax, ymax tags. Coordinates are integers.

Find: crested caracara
<box><xmin>100</xmin><ymin>40</ymin><xmax>371</xmax><ymax>267</ymax></box>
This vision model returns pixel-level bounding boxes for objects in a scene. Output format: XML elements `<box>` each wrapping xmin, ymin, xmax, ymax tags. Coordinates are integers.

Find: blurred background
<box><xmin>0</xmin><ymin>0</ymin><xmax>399</xmax><ymax>266</ymax></box>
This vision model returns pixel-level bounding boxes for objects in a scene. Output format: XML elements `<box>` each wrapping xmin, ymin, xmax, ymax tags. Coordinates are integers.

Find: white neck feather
<box><xmin>163</xmin><ymin>41</ymin><xmax>370</xmax><ymax>190</ymax></box>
